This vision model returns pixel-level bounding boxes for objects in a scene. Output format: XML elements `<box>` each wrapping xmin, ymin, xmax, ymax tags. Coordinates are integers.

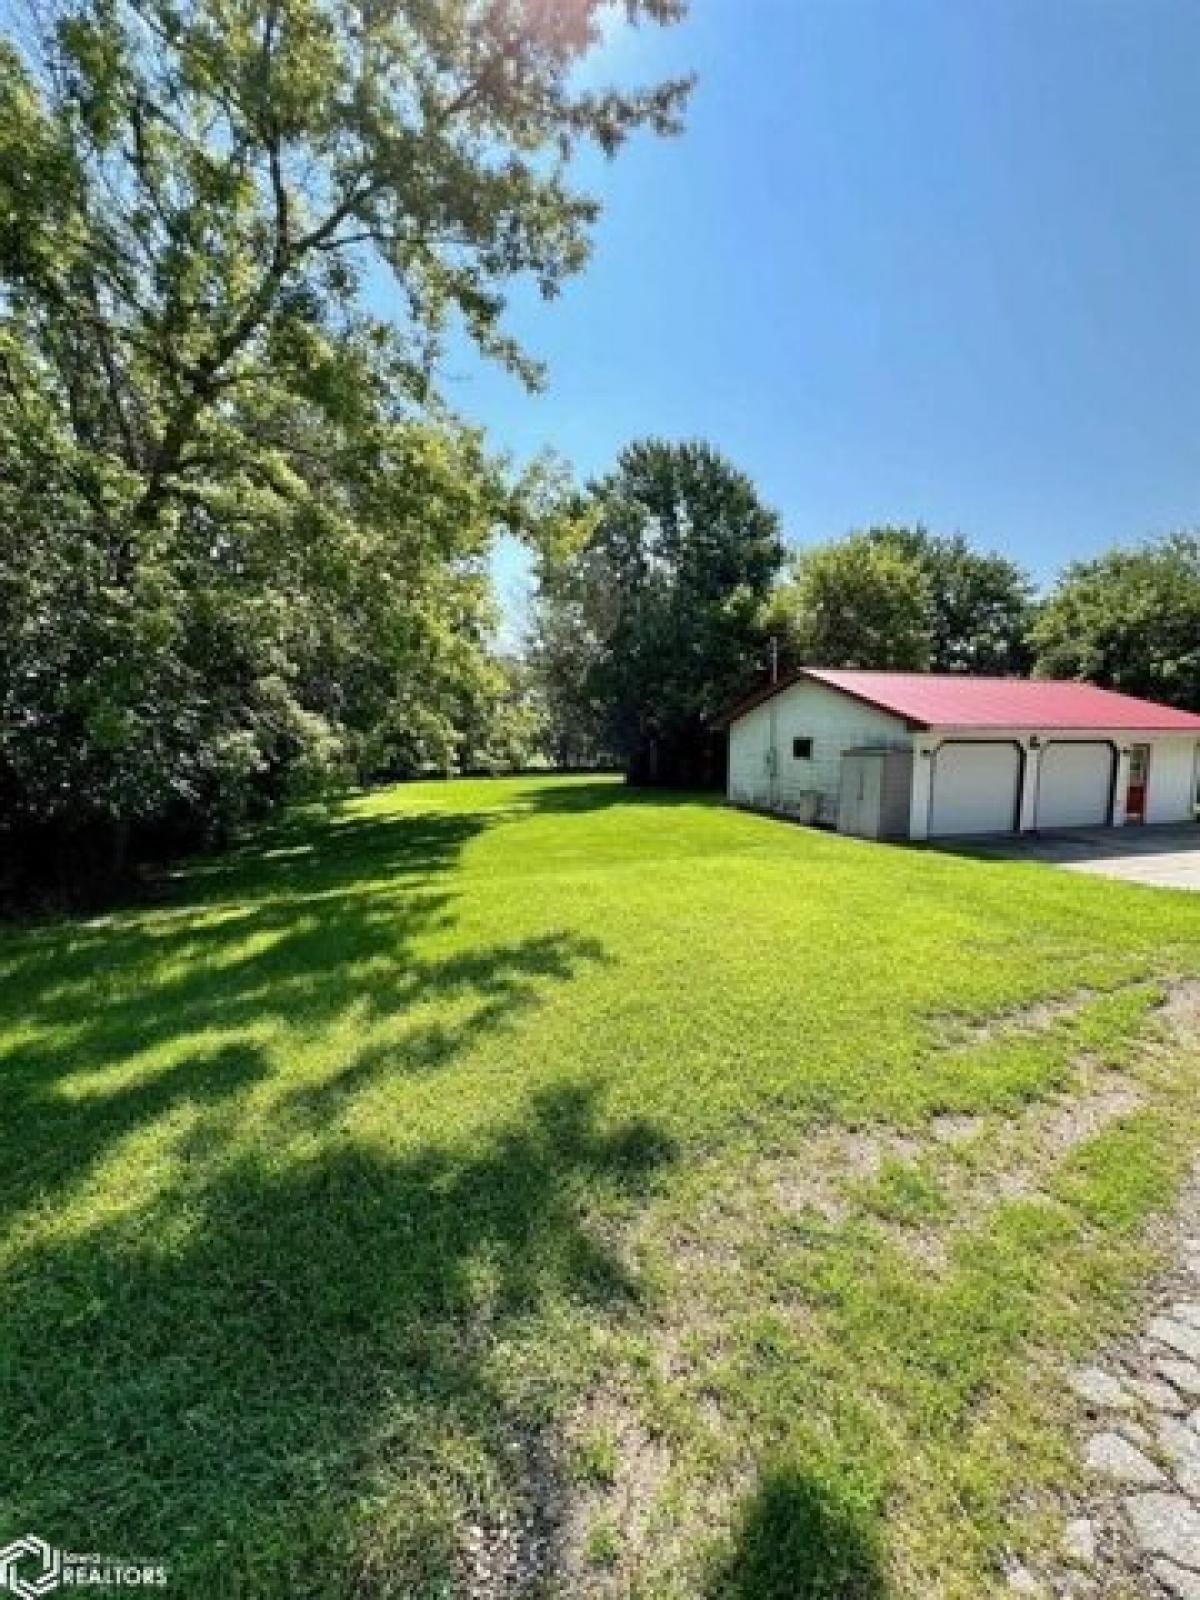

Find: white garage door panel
<box><xmin>1036</xmin><ymin>742</ymin><xmax>1113</xmax><ymax>830</ymax></box>
<box><xmin>930</xmin><ymin>743</ymin><xmax>1021</xmax><ymax>836</ymax></box>
<box><xmin>1145</xmin><ymin>741</ymin><xmax>1198</xmax><ymax>824</ymax></box>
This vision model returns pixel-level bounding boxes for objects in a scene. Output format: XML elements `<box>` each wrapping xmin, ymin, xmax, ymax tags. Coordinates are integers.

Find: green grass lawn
<box><xmin>3</xmin><ymin>776</ymin><xmax>1200</xmax><ymax>1598</ymax></box>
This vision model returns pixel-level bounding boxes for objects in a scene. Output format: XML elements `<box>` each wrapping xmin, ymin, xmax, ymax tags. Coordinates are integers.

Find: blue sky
<box><xmin>432</xmin><ymin>1</ymin><xmax>1200</xmax><ymax>629</ymax></box>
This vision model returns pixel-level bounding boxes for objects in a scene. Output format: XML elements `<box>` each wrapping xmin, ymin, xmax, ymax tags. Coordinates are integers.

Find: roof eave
<box><xmin>715</xmin><ymin>671</ymin><xmax>1200</xmax><ymax>735</ymax></box>
<box><xmin>922</xmin><ymin>722</ymin><xmax>1200</xmax><ymax>734</ymax></box>
<box><xmin>714</xmin><ymin>668</ymin><xmax>930</xmax><ymax>731</ymax></box>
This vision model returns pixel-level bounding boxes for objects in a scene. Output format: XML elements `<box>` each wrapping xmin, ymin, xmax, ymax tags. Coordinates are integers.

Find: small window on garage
<box><xmin>792</xmin><ymin>737</ymin><xmax>813</xmax><ymax>760</ymax></box>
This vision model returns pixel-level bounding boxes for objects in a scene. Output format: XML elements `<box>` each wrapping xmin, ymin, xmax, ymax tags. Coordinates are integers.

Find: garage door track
<box><xmin>947</xmin><ymin>824</ymin><xmax>1200</xmax><ymax>891</ymax></box>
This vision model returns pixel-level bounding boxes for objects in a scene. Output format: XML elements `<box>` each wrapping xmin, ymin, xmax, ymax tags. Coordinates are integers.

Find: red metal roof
<box><xmin>721</xmin><ymin>669</ymin><xmax>1200</xmax><ymax>732</ymax></box>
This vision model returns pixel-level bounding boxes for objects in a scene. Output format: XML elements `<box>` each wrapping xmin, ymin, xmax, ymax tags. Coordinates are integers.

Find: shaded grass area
<box><xmin>710</xmin><ymin>1460</ymin><xmax>887</xmax><ymax>1599</ymax></box>
<box><xmin>1</xmin><ymin>776</ymin><xmax>1199</xmax><ymax>1596</ymax></box>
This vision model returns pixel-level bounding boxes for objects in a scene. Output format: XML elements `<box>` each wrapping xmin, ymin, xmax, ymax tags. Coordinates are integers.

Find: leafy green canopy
<box><xmin>530</xmin><ymin>439</ymin><xmax>784</xmax><ymax>782</ymax></box>
<box><xmin>868</xmin><ymin>526</ymin><xmax>1034</xmax><ymax>674</ymax></box>
<box><xmin>771</xmin><ymin>531</ymin><xmax>933</xmax><ymax>672</ymax></box>
<box><xmin>772</xmin><ymin>526</ymin><xmax>1034</xmax><ymax>675</ymax></box>
<box><xmin>1030</xmin><ymin>532</ymin><xmax>1200</xmax><ymax>709</ymax></box>
<box><xmin>0</xmin><ymin>0</ymin><xmax>689</xmax><ymax>889</ymax></box>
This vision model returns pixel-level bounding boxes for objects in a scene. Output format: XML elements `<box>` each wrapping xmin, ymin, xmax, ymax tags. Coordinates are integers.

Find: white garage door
<box><xmin>930</xmin><ymin>742</ymin><xmax>1022</xmax><ymax>836</ymax></box>
<box><xmin>1035</xmin><ymin>742</ymin><xmax>1113</xmax><ymax>830</ymax></box>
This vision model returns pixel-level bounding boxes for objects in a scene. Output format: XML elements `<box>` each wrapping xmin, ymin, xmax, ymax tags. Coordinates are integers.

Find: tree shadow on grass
<box><xmin>1</xmin><ymin>1083</ymin><xmax>675</xmax><ymax>1596</ymax></box>
<box><xmin>0</xmin><ymin>912</ymin><xmax>609</xmax><ymax>1226</ymax></box>
<box><xmin>0</xmin><ymin>780</ymin><xmax>694</xmax><ymax>1068</ymax></box>
<box><xmin>0</xmin><ymin>787</ymin><xmax>673</xmax><ymax>1590</ymax></box>
<box><xmin>512</xmin><ymin>779</ymin><xmax>719</xmax><ymax>816</ymax></box>
<box><xmin>0</xmin><ymin>789</ymin><xmax>612</xmax><ymax>1229</ymax></box>
<box><xmin>709</xmin><ymin>1460</ymin><xmax>890</xmax><ymax>1600</ymax></box>
<box><xmin>172</xmin><ymin>805</ymin><xmax>491</xmax><ymax>904</ymax></box>
<box><xmin>0</xmin><ymin>800</ymin><xmax>489</xmax><ymax>1029</ymax></box>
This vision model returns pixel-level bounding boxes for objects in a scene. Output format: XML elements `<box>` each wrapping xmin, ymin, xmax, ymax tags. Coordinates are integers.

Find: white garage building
<box><xmin>722</xmin><ymin>670</ymin><xmax>1200</xmax><ymax>840</ymax></box>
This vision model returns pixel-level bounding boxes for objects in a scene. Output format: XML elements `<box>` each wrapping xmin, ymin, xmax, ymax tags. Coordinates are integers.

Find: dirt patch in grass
<box><xmin>930</xmin><ymin>1110</ymin><xmax>983</xmax><ymax>1144</ymax></box>
<box><xmin>770</xmin><ymin>1128</ymin><xmax>925</xmax><ymax>1223</ymax></box>
<box><xmin>546</xmin><ymin>980</ymin><xmax>1200</xmax><ymax>1595</ymax></box>
<box><xmin>893</xmin><ymin>1077</ymin><xmax>1144</xmax><ymax>1272</ymax></box>
<box><xmin>655</xmin><ymin>984</ymin><xmax>1162</xmax><ymax>1288</ymax></box>
<box><xmin>1160</xmin><ymin>977</ymin><xmax>1200</xmax><ymax>1040</ymax></box>
<box><xmin>770</xmin><ymin>1077</ymin><xmax>1143</xmax><ymax>1242</ymax></box>
<box><xmin>929</xmin><ymin>989</ymin><xmax>1106</xmax><ymax>1047</ymax></box>
<box><xmin>554</xmin><ymin>1391</ymin><xmax>676</xmax><ymax>1597</ymax></box>
<box><xmin>1034</xmin><ymin>1079</ymin><xmax>1144</xmax><ymax>1160</ymax></box>
<box><xmin>456</xmin><ymin>1428</ymin><xmax>569</xmax><ymax>1600</ymax></box>
<box><xmin>570</xmin><ymin>992</ymin><xmax>1167</xmax><ymax>1588</ymax></box>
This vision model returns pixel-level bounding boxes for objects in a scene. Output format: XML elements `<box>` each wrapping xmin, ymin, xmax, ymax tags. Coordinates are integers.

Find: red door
<box><xmin>1125</xmin><ymin>744</ymin><xmax>1150</xmax><ymax>823</ymax></box>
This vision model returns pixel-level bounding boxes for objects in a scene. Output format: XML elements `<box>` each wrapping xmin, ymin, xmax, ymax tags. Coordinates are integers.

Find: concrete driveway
<box><xmin>946</xmin><ymin>824</ymin><xmax>1200</xmax><ymax>891</ymax></box>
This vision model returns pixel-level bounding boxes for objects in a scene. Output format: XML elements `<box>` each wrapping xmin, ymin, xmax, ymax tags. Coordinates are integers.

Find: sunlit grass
<box><xmin>1</xmin><ymin>776</ymin><xmax>1198</xmax><ymax>1596</ymax></box>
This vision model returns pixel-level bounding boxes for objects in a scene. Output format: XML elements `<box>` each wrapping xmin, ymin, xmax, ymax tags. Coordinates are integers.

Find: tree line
<box><xmin>0</xmin><ymin>0</ymin><xmax>689</xmax><ymax>905</ymax></box>
<box><xmin>528</xmin><ymin>439</ymin><xmax>1200</xmax><ymax>786</ymax></box>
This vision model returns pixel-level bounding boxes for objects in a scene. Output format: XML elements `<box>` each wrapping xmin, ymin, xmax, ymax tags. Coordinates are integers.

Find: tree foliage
<box><xmin>865</xmin><ymin>526</ymin><xmax>1033</xmax><ymax>674</ymax></box>
<box><xmin>529</xmin><ymin>440</ymin><xmax>784</xmax><ymax>783</ymax></box>
<box><xmin>772</xmin><ymin>526</ymin><xmax>1033</xmax><ymax>675</ymax></box>
<box><xmin>0</xmin><ymin>0</ymin><xmax>689</xmax><ymax>898</ymax></box>
<box><xmin>455</xmin><ymin>652</ymin><xmax>551</xmax><ymax>775</ymax></box>
<box><xmin>771</xmin><ymin>532</ymin><xmax>932</xmax><ymax>671</ymax></box>
<box><xmin>1029</xmin><ymin>532</ymin><xmax>1200</xmax><ymax>709</ymax></box>
<box><xmin>527</xmin><ymin>535</ymin><xmax>621</xmax><ymax>768</ymax></box>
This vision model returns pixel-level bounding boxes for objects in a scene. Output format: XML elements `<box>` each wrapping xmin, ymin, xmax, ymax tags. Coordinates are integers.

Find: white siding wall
<box><xmin>727</xmin><ymin>701</ymin><xmax>774</xmax><ymax>810</ymax></box>
<box><xmin>1146</xmin><ymin>738</ymin><xmax>1199</xmax><ymax>824</ymax></box>
<box><xmin>727</xmin><ymin>680</ymin><xmax>910</xmax><ymax>821</ymax></box>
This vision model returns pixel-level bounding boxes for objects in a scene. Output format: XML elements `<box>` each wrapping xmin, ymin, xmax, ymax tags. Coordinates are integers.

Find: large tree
<box><xmin>771</xmin><ymin>532</ymin><xmax>933</xmax><ymax>671</ymax></box>
<box><xmin>527</xmin><ymin>538</ymin><xmax>621</xmax><ymax>769</ymax></box>
<box><xmin>0</xmin><ymin>0</ymin><xmax>689</xmax><ymax>896</ymax></box>
<box><xmin>530</xmin><ymin>440</ymin><xmax>784</xmax><ymax>784</ymax></box>
<box><xmin>1029</xmin><ymin>532</ymin><xmax>1200</xmax><ymax>709</ymax></box>
<box><xmin>772</xmin><ymin>526</ymin><xmax>1034</xmax><ymax>674</ymax></box>
<box><xmin>866</xmin><ymin>526</ymin><xmax>1033</xmax><ymax>674</ymax></box>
